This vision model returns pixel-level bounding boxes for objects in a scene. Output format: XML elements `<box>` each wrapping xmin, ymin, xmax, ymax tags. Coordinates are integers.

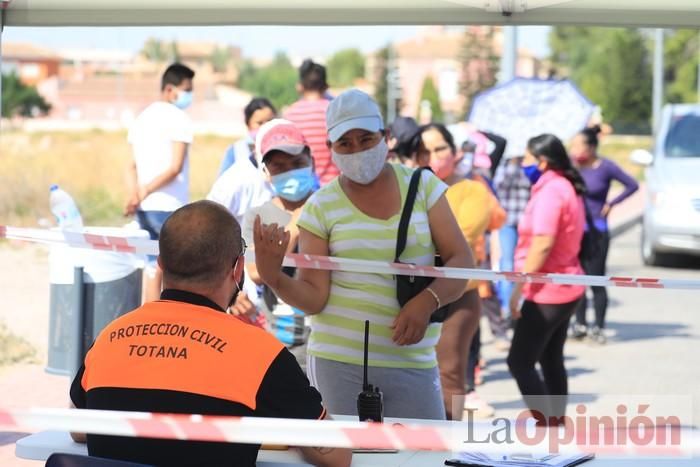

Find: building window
<box><xmin>21</xmin><ymin>63</ymin><xmax>41</xmax><ymax>79</ymax></box>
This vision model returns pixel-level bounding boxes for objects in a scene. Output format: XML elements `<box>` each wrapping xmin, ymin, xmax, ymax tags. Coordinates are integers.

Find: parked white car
<box><xmin>631</xmin><ymin>104</ymin><xmax>700</xmax><ymax>266</ymax></box>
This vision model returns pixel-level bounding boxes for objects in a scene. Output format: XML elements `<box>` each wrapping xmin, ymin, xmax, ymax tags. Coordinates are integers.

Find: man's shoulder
<box><xmin>285</xmin><ymin>98</ymin><xmax>329</xmax><ymax>115</ymax></box>
<box><xmin>138</xmin><ymin>102</ymin><xmax>190</xmax><ymax>125</ymax></box>
<box><xmin>210</xmin><ymin>161</ymin><xmax>266</xmax><ymax>193</ymax></box>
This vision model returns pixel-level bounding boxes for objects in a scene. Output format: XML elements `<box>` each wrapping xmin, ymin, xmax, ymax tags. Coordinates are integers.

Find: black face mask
<box><xmin>228</xmin><ymin>270</ymin><xmax>246</xmax><ymax>309</ymax></box>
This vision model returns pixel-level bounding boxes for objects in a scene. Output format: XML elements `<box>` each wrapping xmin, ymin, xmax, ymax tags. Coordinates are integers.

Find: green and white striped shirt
<box><xmin>297</xmin><ymin>164</ymin><xmax>448</xmax><ymax>369</ymax></box>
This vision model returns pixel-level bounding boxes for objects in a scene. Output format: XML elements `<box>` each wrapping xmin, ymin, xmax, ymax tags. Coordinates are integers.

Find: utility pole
<box><xmin>0</xmin><ymin>5</ymin><xmax>5</xmax><ymax>122</ymax></box>
<box><xmin>386</xmin><ymin>45</ymin><xmax>398</xmax><ymax>124</ymax></box>
<box><xmin>697</xmin><ymin>31</ymin><xmax>700</xmax><ymax>103</ymax></box>
<box><xmin>652</xmin><ymin>29</ymin><xmax>665</xmax><ymax>134</ymax></box>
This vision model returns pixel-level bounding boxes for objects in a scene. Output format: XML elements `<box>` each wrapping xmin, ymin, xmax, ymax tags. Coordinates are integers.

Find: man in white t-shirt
<box><xmin>207</xmin><ymin>158</ymin><xmax>272</xmax><ymax>228</ymax></box>
<box><xmin>125</xmin><ymin>63</ymin><xmax>195</xmax><ymax>302</ymax></box>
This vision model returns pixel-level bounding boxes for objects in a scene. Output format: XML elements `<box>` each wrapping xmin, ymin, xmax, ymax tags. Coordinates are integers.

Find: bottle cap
<box><xmin>50</xmin><ymin>184</ymin><xmax>59</xmax><ymax>191</ymax></box>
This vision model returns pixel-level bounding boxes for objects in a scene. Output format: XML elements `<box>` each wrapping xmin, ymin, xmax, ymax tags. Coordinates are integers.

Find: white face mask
<box><xmin>332</xmin><ymin>139</ymin><xmax>388</xmax><ymax>185</ymax></box>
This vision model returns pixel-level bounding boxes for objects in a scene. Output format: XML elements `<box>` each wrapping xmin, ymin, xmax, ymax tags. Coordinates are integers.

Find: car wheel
<box><xmin>641</xmin><ymin>228</ymin><xmax>669</xmax><ymax>267</ymax></box>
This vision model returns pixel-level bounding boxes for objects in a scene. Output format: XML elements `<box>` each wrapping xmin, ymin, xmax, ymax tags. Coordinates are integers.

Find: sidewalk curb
<box><xmin>610</xmin><ymin>214</ymin><xmax>642</xmax><ymax>240</ymax></box>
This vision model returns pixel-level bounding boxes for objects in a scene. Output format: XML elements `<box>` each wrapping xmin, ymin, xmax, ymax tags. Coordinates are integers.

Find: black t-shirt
<box><xmin>70</xmin><ymin>289</ymin><xmax>324</xmax><ymax>467</ymax></box>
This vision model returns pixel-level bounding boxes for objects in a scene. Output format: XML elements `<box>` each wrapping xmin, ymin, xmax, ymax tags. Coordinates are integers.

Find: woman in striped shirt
<box><xmin>254</xmin><ymin>89</ymin><xmax>473</xmax><ymax>419</ymax></box>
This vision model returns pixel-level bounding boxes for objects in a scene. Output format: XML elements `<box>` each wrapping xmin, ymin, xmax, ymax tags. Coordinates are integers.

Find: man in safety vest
<box><xmin>70</xmin><ymin>200</ymin><xmax>351</xmax><ymax>467</ymax></box>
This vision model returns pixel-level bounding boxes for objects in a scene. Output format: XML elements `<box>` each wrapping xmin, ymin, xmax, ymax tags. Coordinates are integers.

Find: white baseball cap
<box><xmin>326</xmin><ymin>89</ymin><xmax>384</xmax><ymax>143</ymax></box>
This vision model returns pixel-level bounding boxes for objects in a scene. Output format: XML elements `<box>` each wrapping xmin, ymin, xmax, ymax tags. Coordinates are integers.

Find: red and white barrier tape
<box><xmin>1</xmin><ymin>407</ymin><xmax>698</xmax><ymax>457</ymax></box>
<box><xmin>3</xmin><ymin>225</ymin><xmax>700</xmax><ymax>290</ymax></box>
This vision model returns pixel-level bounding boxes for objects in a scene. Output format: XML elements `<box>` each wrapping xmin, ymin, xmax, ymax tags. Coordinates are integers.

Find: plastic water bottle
<box><xmin>49</xmin><ymin>184</ymin><xmax>83</xmax><ymax>229</ymax></box>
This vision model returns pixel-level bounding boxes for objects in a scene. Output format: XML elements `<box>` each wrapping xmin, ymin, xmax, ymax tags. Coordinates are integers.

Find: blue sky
<box><xmin>3</xmin><ymin>25</ymin><xmax>551</xmax><ymax>59</ymax></box>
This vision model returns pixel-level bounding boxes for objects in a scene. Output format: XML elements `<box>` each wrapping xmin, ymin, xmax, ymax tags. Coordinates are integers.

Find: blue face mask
<box><xmin>522</xmin><ymin>164</ymin><xmax>543</xmax><ymax>185</ymax></box>
<box><xmin>174</xmin><ymin>90</ymin><xmax>193</xmax><ymax>110</ymax></box>
<box><xmin>270</xmin><ymin>166</ymin><xmax>315</xmax><ymax>202</ymax></box>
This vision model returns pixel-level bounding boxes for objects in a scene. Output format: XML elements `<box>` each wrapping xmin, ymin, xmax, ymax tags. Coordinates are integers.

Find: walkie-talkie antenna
<box><xmin>363</xmin><ymin>320</ymin><xmax>370</xmax><ymax>391</ymax></box>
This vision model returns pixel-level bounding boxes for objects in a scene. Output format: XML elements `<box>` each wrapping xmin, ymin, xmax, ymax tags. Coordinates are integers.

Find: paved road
<box><xmin>477</xmin><ymin>224</ymin><xmax>700</xmax><ymax>427</ymax></box>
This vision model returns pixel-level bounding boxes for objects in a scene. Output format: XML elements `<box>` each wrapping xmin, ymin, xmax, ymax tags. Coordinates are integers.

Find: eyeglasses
<box><xmin>233</xmin><ymin>238</ymin><xmax>247</xmax><ymax>268</ymax></box>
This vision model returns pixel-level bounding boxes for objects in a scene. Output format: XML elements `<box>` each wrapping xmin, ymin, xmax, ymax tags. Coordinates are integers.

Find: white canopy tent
<box><xmin>2</xmin><ymin>0</ymin><xmax>700</xmax><ymax>28</ymax></box>
<box><xmin>1</xmin><ymin>0</ymin><xmax>699</xmax><ymax>121</ymax></box>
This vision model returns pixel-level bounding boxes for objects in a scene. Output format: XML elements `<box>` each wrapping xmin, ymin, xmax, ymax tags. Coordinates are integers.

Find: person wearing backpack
<box><xmin>507</xmin><ymin>134</ymin><xmax>586</xmax><ymax>425</ymax></box>
<box><xmin>570</xmin><ymin>125</ymin><xmax>639</xmax><ymax>344</ymax></box>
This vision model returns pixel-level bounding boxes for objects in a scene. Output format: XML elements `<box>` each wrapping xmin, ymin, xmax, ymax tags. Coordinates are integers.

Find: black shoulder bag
<box><xmin>395</xmin><ymin>168</ymin><xmax>452</xmax><ymax>323</ymax></box>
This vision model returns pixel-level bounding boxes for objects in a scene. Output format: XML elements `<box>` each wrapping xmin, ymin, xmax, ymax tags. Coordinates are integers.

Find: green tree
<box><xmin>418</xmin><ymin>76</ymin><xmax>443</xmax><ymax>122</ymax></box>
<box><xmin>168</xmin><ymin>41</ymin><xmax>181</xmax><ymax>63</ymax></box>
<box><xmin>327</xmin><ymin>48</ymin><xmax>365</xmax><ymax>87</ymax></box>
<box><xmin>210</xmin><ymin>46</ymin><xmax>233</xmax><ymax>73</ymax></box>
<box><xmin>141</xmin><ymin>38</ymin><xmax>167</xmax><ymax>62</ymax></box>
<box><xmin>459</xmin><ymin>26</ymin><xmax>499</xmax><ymax>118</ymax></box>
<box><xmin>1</xmin><ymin>72</ymin><xmax>51</xmax><ymax>118</ymax></box>
<box><xmin>550</xmin><ymin>27</ymin><xmax>652</xmax><ymax>128</ymax></box>
<box><xmin>665</xmin><ymin>29</ymin><xmax>700</xmax><ymax>103</ymax></box>
<box><xmin>237</xmin><ymin>52</ymin><xmax>298</xmax><ymax>110</ymax></box>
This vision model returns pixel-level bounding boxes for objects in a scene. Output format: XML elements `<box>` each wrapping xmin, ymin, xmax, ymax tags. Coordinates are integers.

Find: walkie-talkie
<box><xmin>357</xmin><ymin>320</ymin><xmax>383</xmax><ymax>422</ymax></box>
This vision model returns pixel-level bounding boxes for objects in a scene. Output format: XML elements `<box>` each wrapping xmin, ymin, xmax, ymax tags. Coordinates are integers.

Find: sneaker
<box><xmin>589</xmin><ymin>326</ymin><xmax>607</xmax><ymax>345</ymax></box>
<box><xmin>571</xmin><ymin>323</ymin><xmax>587</xmax><ymax>340</ymax></box>
<box><xmin>463</xmin><ymin>391</ymin><xmax>496</xmax><ymax>418</ymax></box>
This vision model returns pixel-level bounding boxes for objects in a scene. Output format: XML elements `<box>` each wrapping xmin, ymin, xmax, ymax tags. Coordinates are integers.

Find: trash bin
<box><xmin>47</xmin><ymin>226</ymin><xmax>149</xmax><ymax>376</ymax></box>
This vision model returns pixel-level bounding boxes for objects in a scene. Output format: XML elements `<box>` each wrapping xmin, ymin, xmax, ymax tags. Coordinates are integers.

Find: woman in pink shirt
<box><xmin>507</xmin><ymin>134</ymin><xmax>586</xmax><ymax>425</ymax></box>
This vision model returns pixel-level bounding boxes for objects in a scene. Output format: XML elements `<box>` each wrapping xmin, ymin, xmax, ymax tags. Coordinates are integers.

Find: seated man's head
<box><xmin>256</xmin><ymin>119</ymin><xmax>315</xmax><ymax>203</ymax></box>
<box><xmin>158</xmin><ymin>201</ymin><xmax>245</xmax><ymax>308</ymax></box>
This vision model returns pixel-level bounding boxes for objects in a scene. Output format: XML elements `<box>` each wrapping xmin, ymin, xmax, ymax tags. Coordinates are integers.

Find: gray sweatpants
<box><xmin>307</xmin><ymin>355</ymin><xmax>446</xmax><ymax>420</ymax></box>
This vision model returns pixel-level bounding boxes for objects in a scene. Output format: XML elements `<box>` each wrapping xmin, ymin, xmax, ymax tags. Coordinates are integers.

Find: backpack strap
<box><xmin>395</xmin><ymin>168</ymin><xmax>426</xmax><ymax>262</ymax></box>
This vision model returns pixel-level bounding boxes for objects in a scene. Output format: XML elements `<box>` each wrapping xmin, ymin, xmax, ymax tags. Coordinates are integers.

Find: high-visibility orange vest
<box><xmin>81</xmin><ymin>300</ymin><xmax>284</xmax><ymax>410</ymax></box>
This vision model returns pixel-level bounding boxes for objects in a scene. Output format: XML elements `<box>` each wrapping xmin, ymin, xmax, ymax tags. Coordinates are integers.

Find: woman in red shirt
<box><xmin>507</xmin><ymin>134</ymin><xmax>586</xmax><ymax>425</ymax></box>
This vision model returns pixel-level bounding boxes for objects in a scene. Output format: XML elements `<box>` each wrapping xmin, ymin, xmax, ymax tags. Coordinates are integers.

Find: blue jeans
<box><xmin>136</xmin><ymin>210</ymin><xmax>172</xmax><ymax>265</ymax></box>
<box><xmin>497</xmin><ymin>225</ymin><xmax>519</xmax><ymax>318</ymax></box>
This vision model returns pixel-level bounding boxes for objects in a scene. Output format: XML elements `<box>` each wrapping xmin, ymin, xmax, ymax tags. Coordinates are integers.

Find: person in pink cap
<box><xmin>240</xmin><ymin>119</ymin><xmax>316</xmax><ymax>363</ymax></box>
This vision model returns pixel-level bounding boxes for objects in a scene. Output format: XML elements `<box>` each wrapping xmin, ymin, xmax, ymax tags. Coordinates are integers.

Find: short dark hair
<box><xmin>244</xmin><ymin>97</ymin><xmax>276</xmax><ymax>126</ymax></box>
<box><xmin>159</xmin><ymin>201</ymin><xmax>242</xmax><ymax>286</ymax></box>
<box><xmin>161</xmin><ymin>63</ymin><xmax>195</xmax><ymax>91</ymax></box>
<box><xmin>299</xmin><ymin>59</ymin><xmax>328</xmax><ymax>92</ymax></box>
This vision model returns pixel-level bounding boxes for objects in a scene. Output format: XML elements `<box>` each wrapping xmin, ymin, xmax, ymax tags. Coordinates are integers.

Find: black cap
<box><xmin>390</xmin><ymin>116</ymin><xmax>419</xmax><ymax>145</ymax></box>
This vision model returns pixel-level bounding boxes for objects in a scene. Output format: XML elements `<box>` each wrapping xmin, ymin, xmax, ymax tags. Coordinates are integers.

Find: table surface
<box><xmin>15</xmin><ymin>425</ymin><xmax>699</xmax><ymax>466</ymax></box>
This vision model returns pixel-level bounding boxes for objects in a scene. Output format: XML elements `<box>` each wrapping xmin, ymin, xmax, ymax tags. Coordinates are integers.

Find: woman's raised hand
<box><xmin>253</xmin><ymin>215</ymin><xmax>291</xmax><ymax>290</ymax></box>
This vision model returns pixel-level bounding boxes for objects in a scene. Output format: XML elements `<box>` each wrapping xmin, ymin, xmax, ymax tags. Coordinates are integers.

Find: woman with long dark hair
<box><xmin>570</xmin><ymin>125</ymin><xmax>639</xmax><ymax>344</ymax></box>
<box><xmin>411</xmin><ymin>123</ymin><xmax>505</xmax><ymax>420</ymax></box>
<box><xmin>507</xmin><ymin>134</ymin><xmax>586</xmax><ymax>425</ymax></box>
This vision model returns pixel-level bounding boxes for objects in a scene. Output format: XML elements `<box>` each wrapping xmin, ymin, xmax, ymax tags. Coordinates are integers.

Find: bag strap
<box><xmin>395</xmin><ymin>168</ymin><xmax>426</xmax><ymax>262</ymax></box>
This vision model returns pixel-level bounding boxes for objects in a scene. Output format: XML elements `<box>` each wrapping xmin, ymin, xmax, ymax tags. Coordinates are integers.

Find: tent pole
<box><xmin>0</xmin><ymin>5</ymin><xmax>4</xmax><ymax>123</ymax></box>
<box><xmin>500</xmin><ymin>26</ymin><xmax>517</xmax><ymax>83</ymax></box>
